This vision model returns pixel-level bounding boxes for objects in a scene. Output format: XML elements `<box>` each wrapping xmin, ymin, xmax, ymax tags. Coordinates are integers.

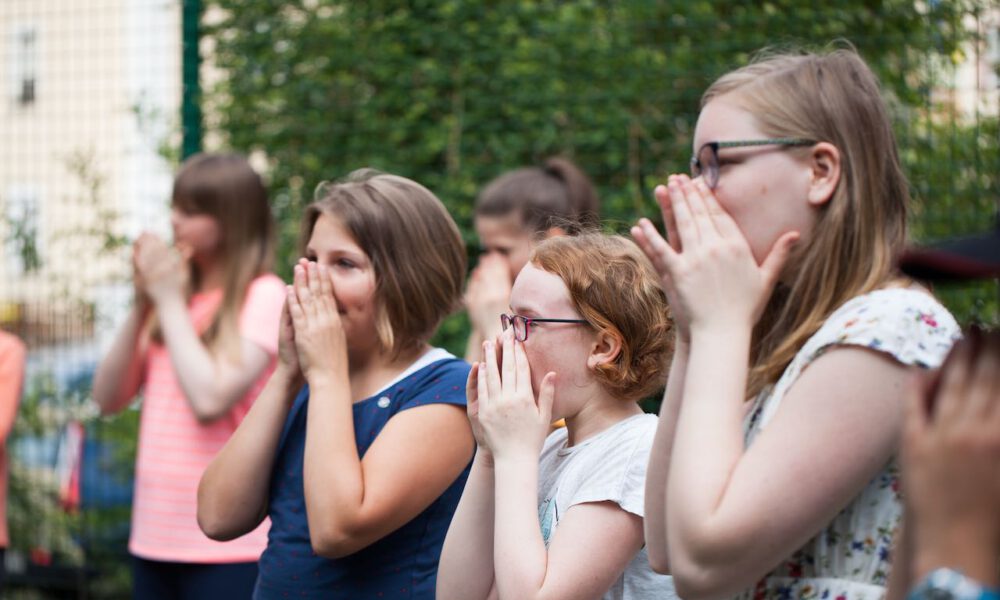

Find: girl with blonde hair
<box><xmin>636</xmin><ymin>48</ymin><xmax>961</xmax><ymax>599</ymax></box>
<box><xmin>93</xmin><ymin>153</ymin><xmax>285</xmax><ymax>598</ymax></box>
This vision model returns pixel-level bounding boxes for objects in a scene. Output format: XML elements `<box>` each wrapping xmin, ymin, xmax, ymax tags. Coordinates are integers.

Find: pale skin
<box><xmin>439</xmin><ymin>264</ymin><xmax>647</xmax><ymax>600</ymax></box>
<box><xmin>92</xmin><ymin>209</ymin><xmax>272</xmax><ymax>424</ymax></box>
<box><xmin>635</xmin><ymin>96</ymin><xmax>916</xmax><ymax>599</ymax></box>
<box><xmin>886</xmin><ymin>332</ymin><xmax>1000</xmax><ymax>599</ymax></box>
<box><xmin>198</xmin><ymin>213</ymin><xmax>474</xmax><ymax>558</ymax></box>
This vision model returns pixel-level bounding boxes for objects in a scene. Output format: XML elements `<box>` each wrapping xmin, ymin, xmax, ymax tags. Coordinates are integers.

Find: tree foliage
<box><xmin>205</xmin><ymin>0</ymin><xmax>998</xmax><ymax>352</ymax></box>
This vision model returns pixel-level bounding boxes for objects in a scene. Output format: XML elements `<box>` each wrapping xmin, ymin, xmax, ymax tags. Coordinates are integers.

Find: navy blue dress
<box><xmin>254</xmin><ymin>356</ymin><xmax>471</xmax><ymax>599</ymax></box>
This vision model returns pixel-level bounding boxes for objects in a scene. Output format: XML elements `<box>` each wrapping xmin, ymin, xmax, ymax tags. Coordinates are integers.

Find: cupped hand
<box><xmin>476</xmin><ymin>328</ymin><xmax>556</xmax><ymax>462</ymax></box>
<box><xmin>901</xmin><ymin>329</ymin><xmax>1000</xmax><ymax>563</ymax></box>
<box><xmin>465</xmin><ymin>254</ymin><xmax>513</xmax><ymax>339</ymax></box>
<box><xmin>634</xmin><ymin>175</ymin><xmax>798</xmax><ymax>335</ymax></box>
<box><xmin>631</xmin><ymin>183</ymin><xmax>690</xmax><ymax>343</ymax></box>
<box><xmin>286</xmin><ymin>259</ymin><xmax>349</xmax><ymax>383</ymax></box>
<box><xmin>133</xmin><ymin>232</ymin><xmax>190</xmax><ymax>306</ymax></box>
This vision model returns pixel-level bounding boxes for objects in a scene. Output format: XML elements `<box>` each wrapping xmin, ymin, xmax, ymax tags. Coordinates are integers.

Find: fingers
<box><xmin>681</xmin><ymin>176</ymin><xmax>720</xmax><ymax>241</ymax></box>
<box><xmin>466</xmin><ymin>361</ymin><xmax>480</xmax><ymax>408</ymax></box>
<box><xmin>933</xmin><ymin>338</ymin><xmax>974</xmax><ymax>424</ymax></box>
<box><xmin>696</xmin><ymin>178</ymin><xmax>742</xmax><ymax>239</ymax></box>
<box><xmin>286</xmin><ymin>282</ymin><xmax>305</xmax><ymax>329</ymax></box>
<box><xmin>631</xmin><ymin>217</ymin><xmax>679</xmax><ymax>277</ymax></box>
<box><xmin>477</xmin><ymin>358</ymin><xmax>490</xmax><ymax>412</ymax></box>
<box><xmin>483</xmin><ymin>340</ymin><xmax>502</xmax><ymax>406</ymax></box>
<box><xmin>513</xmin><ymin>337</ymin><xmax>532</xmax><ymax>399</ymax></box>
<box><xmin>537</xmin><ymin>372</ymin><xmax>557</xmax><ymax>424</ymax></box>
<box><xmin>667</xmin><ymin>176</ymin><xmax>699</xmax><ymax>248</ymax></box>
<box><xmin>902</xmin><ymin>370</ymin><xmax>931</xmax><ymax>451</ymax></box>
<box><xmin>965</xmin><ymin>327</ymin><xmax>1000</xmax><ymax>420</ymax></box>
<box><xmin>654</xmin><ymin>184</ymin><xmax>682</xmax><ymax>253</ymax></box>
<box><xmin>501</xmin><ymin>328</ymin><xmax>517</xmax><ymax>393</ymax></box>
<box><xmin>759</xmin><ymin>230</ymin><xmax>800</xmax><ymax>289</ymax></box>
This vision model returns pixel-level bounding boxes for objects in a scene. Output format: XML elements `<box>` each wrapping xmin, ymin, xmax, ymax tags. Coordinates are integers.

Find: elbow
<box><xmin>198</xmin><ymin>511</ymin><xmax>234</xmax><ymax>542</ymax></box>
<box><xmin>310</xmin><ymin>528</ymin><xmax>366</xmax><ymax>559</ymax></box>
<box><xmin>647</xmin><ymin>550</ymin><xmax>671</xmax><ymax>576</ymax></box>
<box><xmin>671</xmin><ymin>563</ymin><xmax>739</xmax><ymax>600</ymax></box>
<box><xmin>190</xmin><ymin>397</ymin><xmax>230</xmax><ymax>425</ymax></box>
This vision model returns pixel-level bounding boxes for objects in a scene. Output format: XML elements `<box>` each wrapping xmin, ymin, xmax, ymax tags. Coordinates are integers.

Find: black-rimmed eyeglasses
<box><xmin>691</xmin><ymin>138</ymin><xmax>815</xmax><ymax>189</ymax></box>
<box><xmin>500</xmin><ymin>313</ymin><xmax>588</xmax><ymax>342</ymax></box>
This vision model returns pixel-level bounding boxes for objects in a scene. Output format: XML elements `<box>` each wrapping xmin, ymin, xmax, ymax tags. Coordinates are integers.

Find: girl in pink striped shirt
<box><xmin>93</xmin><ymin>153</ymin><xmax>286</xmax><ymax>599</ymax></box>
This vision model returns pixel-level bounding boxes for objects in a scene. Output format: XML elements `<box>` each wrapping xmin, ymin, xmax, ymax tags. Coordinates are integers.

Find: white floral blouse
<box><xmin>735</xmin><ymin>288</ymin><xmax>961</xmax><ymax>600</ymax></box>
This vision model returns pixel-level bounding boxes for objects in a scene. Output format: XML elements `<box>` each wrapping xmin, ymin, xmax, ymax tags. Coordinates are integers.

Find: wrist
<box><xmin>912</xmin><ymin>524</ymin><xmax>1000</xmax><ymax>586</ymax></box>
<box><xmin>474</xmin><ymin>447</ymin><xmax>495</xmax><ymax>469</ymax></box>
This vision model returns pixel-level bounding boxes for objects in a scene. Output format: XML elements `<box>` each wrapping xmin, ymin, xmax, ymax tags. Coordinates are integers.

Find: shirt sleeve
<box><xmin>398</xmin><ymin>359</ymin><xmax>470</xmax><ymax>412</ymax></box>
<box><xmin>238</xmin><ymin>274</ymin><xmax>286</xmax><ymax>355</ymax></box>
<box><xmin>566</xmin><ymin>415</ymin><xmax>656</xmax><ymax>518</ymax></box>
<box><xmin>804</xmin><ymin>289</ymin><xmax>961</xmax><ymax>370</ymax></box>
<box><xmin>0</xmin><ymin>333</ymin><xmax>26</xmax><ymax>442</ymax></box>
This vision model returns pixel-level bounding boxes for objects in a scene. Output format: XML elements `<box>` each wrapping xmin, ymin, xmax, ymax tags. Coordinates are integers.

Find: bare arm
<box><xmin>154</xmin><ymin>293</ymin><xmax>272</xmax><ymax>423</ymax></box>
<box><xmin>290</xmin><ymin>261</ymin><xmax>475</xmax><ymax>557</ymax></box>
<box><xmin>92</xmin><ymin>303</ymin><xmax>150</xmax><ymax>415</ymax></box>
<box><xmin>643</xmin><ymin>337</ymin><xmax>688</xmax><ymax>573</ymax></box>
<box><xmin>197</xmin><ymin>363</ymin><xmax>300</xmax><ymax>540</ymax></box>
<box><xmin>438</xmin><ymin>364</ymin><xmax>499</xmax><ymax>600</ymax></box>
<box><xmin>666</xmin><ymin>341</ymin><xmax>910</xmax><ymax>599</ymax></box>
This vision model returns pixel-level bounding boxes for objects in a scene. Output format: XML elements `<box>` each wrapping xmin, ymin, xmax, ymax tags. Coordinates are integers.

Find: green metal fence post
<box><xmin>181</xmin><ymin>0</ymin><xmax>202</xmax><ymax>159</ymax></box>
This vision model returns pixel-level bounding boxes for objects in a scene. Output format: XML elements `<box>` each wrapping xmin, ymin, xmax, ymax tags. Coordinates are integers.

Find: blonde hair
<box><xmin>152</xmin><ymin>153</ymin><xmax>275</xmax><ymax>359</ymax></box>
<box><xmin>702</xmin><ymin>47</ymin><xmax>909</xmax><ymax>398</ymax></box>
<box><xmin>302</xmin><ymin>170</ymin><xmax>466</xmax><ymax>358</ymax></box>
<box><xmin>532</xmin><ymin>234</ymin><xmax>673</xmax><ymax>402</ymax></box>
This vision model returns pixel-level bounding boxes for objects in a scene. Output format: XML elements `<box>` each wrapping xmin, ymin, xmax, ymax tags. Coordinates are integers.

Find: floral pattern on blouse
<box><xmin>736</xmin><ymin>288</ymin><xmax>961</xmax><ymax>600</ymax></box>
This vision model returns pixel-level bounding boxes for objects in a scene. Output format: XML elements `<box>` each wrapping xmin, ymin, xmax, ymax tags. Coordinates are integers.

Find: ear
<box><xmin>587</xmin><ymin>329</ymin><xmax>622</xmax><ymax>371</ymax></box>
<box><xmin>544</xmin><ymin>226</ymin><xmax>568</xmax><ymax>239</ymax></box>
<box><xmin>806</xmin><ymin>142</ymin><xmax>841</xmax><ymax>207</ymax></box>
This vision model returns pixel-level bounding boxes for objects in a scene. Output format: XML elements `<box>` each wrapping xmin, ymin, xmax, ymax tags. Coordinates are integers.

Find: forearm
<box><xmin>155</xmin><ymin>295</ymin><xmax>245</xmax><ymax>422</ymax></box>
<box><xmin>885</xmin><ymin>519</ymin><xmax>913</xmax><ymax>600</ymax></box>
<box><xmin>438</xmin><ymin>450</ymin><xmax>498</xmax><ymax>600</ymax></box>
<box><xmin>644</xmin><ymin>337</ymin><xmax>689</xmax><ymax>573</ymax></box>
<box><xmin>302</xmin><ymin>371</ymin><xmax>366</xmax><ymax>557</ymax></box>
<box><xmin>92</xmin><ymin>304</ymin><xmax>149</xmax><ymax>414</ymax></box>
<box><xmin>667</xmin><ymin>326</ymin><xmax>751</xmax><ymax>566</ymax></box>
<box><xmin>198</xmin><ymin>366</ymin><xmax>300</xmax><ymax>540</ymax></box>
<box><xmin>493</xmin><ymin>454</ymin><xmax>549</xmax><ymax>600</ymax></box>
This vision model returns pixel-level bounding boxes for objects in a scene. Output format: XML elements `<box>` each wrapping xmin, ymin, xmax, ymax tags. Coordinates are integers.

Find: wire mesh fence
<box><xmin>1</xmin><ymin>1</ymin><xmax>997</xmax><ymax>597</ymax></box>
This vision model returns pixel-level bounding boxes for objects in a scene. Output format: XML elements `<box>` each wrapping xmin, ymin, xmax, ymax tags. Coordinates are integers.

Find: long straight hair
<box><xmin>151</xmin><ymin>153</ymin><xmax>275</xmax><ymax>359</ymax></box>
<box><xmin>702</xmin><ymin>48</ymin><xmax>909</xmax><ymax>398</ymax></box>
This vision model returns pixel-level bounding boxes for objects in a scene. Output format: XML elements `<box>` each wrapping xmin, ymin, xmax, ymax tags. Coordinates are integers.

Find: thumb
<box><xmin>760</xmin><ymin>231</ymin><xmax>800</xmax><ymax>289</ymax></box>
<box><xmin>537</xmin><ymin>372</ymin><xmax>557</xmax><ymax>423</ymax></box>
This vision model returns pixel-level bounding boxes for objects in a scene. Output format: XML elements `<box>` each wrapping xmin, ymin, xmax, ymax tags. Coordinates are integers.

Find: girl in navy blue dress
<box><xmin>198</xmin><ymin>170</ymin><xmax>475</xmax><ymax>599</ymax></box>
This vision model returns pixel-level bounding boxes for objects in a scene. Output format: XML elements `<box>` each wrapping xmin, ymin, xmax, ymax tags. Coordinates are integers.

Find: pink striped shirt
<box><xmin>130</xmin><ymin>274</ymin><xmax>285</xmax><ymax>563</ymax></box>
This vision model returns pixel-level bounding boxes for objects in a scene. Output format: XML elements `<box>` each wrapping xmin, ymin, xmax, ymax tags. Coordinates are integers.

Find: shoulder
<box><xmin>805</xmin><ymin>287</ymin><xmax>960</xmax><ymax>369</ymax></box>
<box><xmin>245</xmin><ymin>273</ymin><xmax>287</xmax><ymax>300</ymax></box>
<box><xmin>395</xmin><ymin>357</ymin><xmax>470</xmax><ymax>410</ymax></box>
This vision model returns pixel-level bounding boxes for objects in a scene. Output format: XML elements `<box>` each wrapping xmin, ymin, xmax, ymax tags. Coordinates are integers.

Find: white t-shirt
<box><xmin>538</xmin><ymin>413</ymin><xmax>678</xmax><ymax>600</ymax></box>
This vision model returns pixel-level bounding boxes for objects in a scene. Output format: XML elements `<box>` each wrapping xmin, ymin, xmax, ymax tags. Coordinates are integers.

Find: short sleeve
<box><xmin>565</xmin><ymin>415</ymin><xmax>657</xmax><ymax>518</ymax></box>
<box><xmin>397</xmin><ymin>359</ymin><xmax>470</xmax><ymax>412</ymax></box>
<box><xmin>802</xmin><ymin>289</ymin><xmax>960</xmax><ymax>370</ymax></box>
<box><xmin>238</xmin><ymin>274</ymin><xmax>286</xmax><ymax>354</ymax></box>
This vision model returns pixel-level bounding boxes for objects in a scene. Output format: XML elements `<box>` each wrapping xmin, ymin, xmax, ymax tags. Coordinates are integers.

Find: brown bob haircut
<box><xmin>532</xmin><ymin>234</ymin><xmax>673</xmax><ymax>402</ymax></box>
<box><xmin>301</xmin><ymin>169</ymin><xmax>467</xmax><ymax>358</ymax></box>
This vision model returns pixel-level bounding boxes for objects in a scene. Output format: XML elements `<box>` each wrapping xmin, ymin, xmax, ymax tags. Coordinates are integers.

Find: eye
<box><xmin>336</xmin><ymin>258</ymin><xmax>356</xmax><ymax>269</ymax></box>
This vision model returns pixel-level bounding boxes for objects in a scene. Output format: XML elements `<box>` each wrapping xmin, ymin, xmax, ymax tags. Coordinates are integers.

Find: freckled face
<box><xmin>305</xmin><ymin>213</ymin><xmax>378</xmax><ymax>353</ymax></box>
<box><xmin>693</xmin><ymin>96</ymin><xmax>817</xmax><ymax>264</ymax></box>
<box><xmin>475</xmin><ymin>214</ymin><xmax>536</xmax><ymax>281</ymax></box>
<box><xmin>508</xmin><ymin>263</ymin><xmax>595</xmax><ymax>420</ymax></box>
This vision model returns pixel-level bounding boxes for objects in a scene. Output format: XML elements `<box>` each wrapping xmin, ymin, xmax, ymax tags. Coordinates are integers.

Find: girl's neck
<box><xmin>347</xmin><ymin>343</ymin><xmax>431</xmax><ymax>403</ymax></box>
<box><xmin>563</xmin><ymin>388</ymin><xmax>643</xmax><ymax>447</ymax></box>
<box><xmin>192</xmin><ymin>255</ymin><xmax>226</xmax><ymax>293</ymax></box>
